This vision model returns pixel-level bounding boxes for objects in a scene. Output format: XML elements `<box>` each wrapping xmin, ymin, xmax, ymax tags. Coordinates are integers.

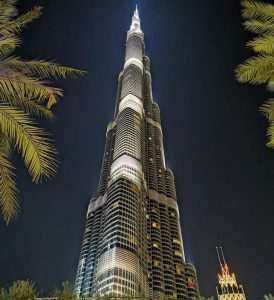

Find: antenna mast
<box><xmin>216</xmin><ymin>247</ymin><xmax>223</xmax><ymax>269</ymax></box>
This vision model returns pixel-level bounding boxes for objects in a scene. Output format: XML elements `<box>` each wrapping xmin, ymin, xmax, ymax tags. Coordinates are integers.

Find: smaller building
<box><xmin>216</xmin><ymin>247</ymin><xmax>246</xmax><ymax>300</ymax></box>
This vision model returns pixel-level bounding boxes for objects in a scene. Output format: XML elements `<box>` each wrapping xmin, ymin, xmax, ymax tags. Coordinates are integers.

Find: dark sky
<box><xmin>1</xmin><ymin>0</ymin><xmax>273</xmax><ymax>298</ymax></box>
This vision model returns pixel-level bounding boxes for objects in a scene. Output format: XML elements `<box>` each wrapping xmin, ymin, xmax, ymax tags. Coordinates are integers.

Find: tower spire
<box><xmin>135</xmin><ymin>5</ymin><xmax>139</xmax><ymax>18</ymax></box>
<box><xmin>130</xmin><ymin>4</ymin><xmax>142</xmax><ymax>33</ymax></box>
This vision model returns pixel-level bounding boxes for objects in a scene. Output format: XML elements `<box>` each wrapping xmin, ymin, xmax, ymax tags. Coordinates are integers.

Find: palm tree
<box><xmin>0</xmin><ymin>1</ymin><xmax>84</xmax><ymax>224</ymax></box>
<box><xmin>235</xmin><ymin>0</ymin><xmax>274</xmax><ymax>148</ymax></box>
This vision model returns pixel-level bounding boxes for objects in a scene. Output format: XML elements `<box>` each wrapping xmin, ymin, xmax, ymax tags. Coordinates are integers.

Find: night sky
<box><xmin>1</xmin><ymin>0</ymin><xmax>274</xmax><ymax>298</ymax></box>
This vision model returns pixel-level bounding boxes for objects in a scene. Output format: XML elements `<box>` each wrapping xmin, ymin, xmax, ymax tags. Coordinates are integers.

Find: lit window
<box><xmin>174</xmin><ymin>251</ymin><xmax>183</xmax><ymax>257</ymax></box>
<box><xmin>153</xmin><ymin>260</ymin><xmax>160</xmax><ymax>266</ymax></box>
<box><xmin>152</xmin><ymin>222</ymin><xmax>159</xmax><ymax>229</ymax></box>
<box><xmin>176</xmin><ymin>264</ymin><xmax>183</xmax><ymax>274</ymax></box>
<box><xmin>112</xmin><ymin>202</ymin><xmax>119</xmax><ymax>209</ymax></box>
<box><xmin>173</xmin><ymin>238</ymin><xmax>181</xmax><ymax>245</ymax></box>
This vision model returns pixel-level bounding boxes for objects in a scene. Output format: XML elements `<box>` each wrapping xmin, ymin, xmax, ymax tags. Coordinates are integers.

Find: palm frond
<box><xmin>266</xmin><ymin>120</ymin><xmax>274</xmax><ymax>148</ymax></box>
<box><xmin>0</xmin><ymin>36</ymin><xmax>20</xmax><ymax>58</ymax></box>
<box><xmin>241</xmin><ymin>0</ymin><xmax>274</xmax><ymax>22</ymax></box>
<box><xmin>235</xmin><ymin>54</ymin><xmax>274</xmax><ymax>84</ymax></box>
<box><xmin>0</xmin><ymin>0</ymin><xmax>18</xmax><ymax>26</ymax></box>
<box><xmin>0</xmin><ymin>6</ymin><xmax>42</xmax><ymax>36</ymax></box>
<box><xmin>247</xmin><ymin>35</ymin><xmax>274</xmax><ymax>54</ymax></box>
<box><xmin>0</xmin><ymin>134</ymin><xmax>18</xmax><ymax>224</ymax></box>
<box><xmin>244</xmin><ymin>19</ymin><xmax>274</xmax><ymax>35</ymax></box>
<box><xmin>0</xmin><ymin>70</ymin><xmax>63</xmax><ymax>108</ymax></box>
<box><xmin>2</xmin><ymin>56</ymin><xmax>86</xmax><ymax>79</ymax></box>
<box><xmin>0</xmin><ymin>106</ymin><xmax>58</xmax><ymax>183</ymax></box>
<box><xmin>260</xmin><ymin>98</ymin><xmax>274</xmax><ymax>120</ymax></box>
<box><xmin>3</xmin><ymin>97</ymin><xmax>55</xmax><ymax>120</ymax></box>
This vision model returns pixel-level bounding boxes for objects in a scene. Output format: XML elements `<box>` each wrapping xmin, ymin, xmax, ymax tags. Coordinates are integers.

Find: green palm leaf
<box><xmin>2</xmin><ymin>56</ymin><xmax>86</xmax><ymax>79</ymax></box>
<box><xmin>3</xmin><ymin>96</ymin><xmax>55</xmax><ymax>120</ymax></box>
<box><xmin>0</xmin><ymin>1</ymin><xmax>84</xmax><ymax>223</ymax></box>
<box><xmin>0</xmin><ymin>6</ymin><xmax>42</xmax><ymax>36</ymax></box>
<box><xmin>0</xmin><ymin>106</ymin><xmax>58</xmax><ymax>183</ymax></box>
<box><xmin>0</xmin><ymin>70</ymin><xmax>63</xmax><ymax>107</ymax></box>
<box><xmin>261</xmin><ymin>98</ymin><xmax>274</xmax><ymax>120</ymax></box>
<box><xmin>247</xmin><ymin>35</ymin><xmax>274</xmax><ymax>54</ymax></box>
<box><xmin>266</xmin><ymin>120</ymin><xmax>274</xmax><ymax>148</ymax></box>
<box><xmin>0</xmin><ymin>134</ymin><xmax>18</xmax><ymax>224</ymax></box>
<box><xmin>0</xmin><ymin>0</ymin><xmax>18</xmax><ymax>26</ymax></box>
<box><xmin>235</xmin><ymin>54</ymin><xmax>274</xmax><ymax>84</ymax></box>
<box><xmin>236</xmin><ymin>1</ymin><xmax>274</xmax><ymax>149</ymax></box>
<box><xmin>244</xmin><ymin>19</ymin><xmax>274</xmax><ymax>35</ymax></box>
<box><xmin>241</xmin><ymin>0</ymin><xmax>274</xmax><ymax>22</ymax></box>
<box><xmin>0</xmin><ymin>36</ymin><xmax>20</xmax><ymax>58</ymax></box>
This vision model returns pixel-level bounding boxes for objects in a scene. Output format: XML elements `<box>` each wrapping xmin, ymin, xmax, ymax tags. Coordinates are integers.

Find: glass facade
<box><xmin>75</xmin><ymin>8</ymin><xmax>199</xmax><ymax>299</ymax></box>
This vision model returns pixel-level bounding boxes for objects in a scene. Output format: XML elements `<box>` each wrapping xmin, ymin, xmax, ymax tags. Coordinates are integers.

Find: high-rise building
<box><xmin>216</xmin><ymin>247</ymin><xmax>246</xmax><ymax>300</ymax></box>
<box><xmin>75</xmin><ymin>7</ymin><xmax>199</xmax><ymax>299</ymax></box>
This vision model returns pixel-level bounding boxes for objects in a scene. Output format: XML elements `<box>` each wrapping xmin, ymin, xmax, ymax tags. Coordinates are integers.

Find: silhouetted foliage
<box><xmin>0</xmin><ymin>280</ymin><xmax>37</xmax><ymax>300</ymax></box>
<box><xmin>53</xmin><ymin>281</ymin><xmax>76</xmax><ymax>300</ymax></box>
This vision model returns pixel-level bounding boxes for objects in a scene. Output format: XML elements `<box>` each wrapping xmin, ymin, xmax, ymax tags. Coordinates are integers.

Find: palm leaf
<box><xmin>3</xmin><ymin>96</ymin><xmax>55</xmax><ymax>120</ymax></box>
<box><xmin>260</xmin><ymin>98</ymin><xmax>274</xmax><ymax>120</ymax></box>
<box><xmin>0</xmin><ymin>0</ymin><xmax>18</xmax><ymax>25</ymax></box>
<box><xmin>0</xmin><ymin>70</ymin><xmax>63</xmax><ymax>107</ymax></box>
<box><xmin>247</xmin><ymin>35</ymin><xmax>274</xmax><ymax>54</ymax></box>
<box><xmin>235</xmin><ymin>54</ymin><xmax>274</xmax><ymax>84</ymax></box>
<box><xmin>266</xmin><ymin>120</ymin><xmax>274</xmax><ymax>148</ymax></box>
<box><xmin>0</xmin><ymin>6</ymin><xmax>42</xmax><ymax>36</ymax></box>
<box><xmin>244</xmin><ymin>19</ymin><xmax>274</xmax><ymax>35</ymax></box>
<box><xmin>0</xmin><ymin>36</ymin><xmax>20</xmax><ymax>58</ymax></box>
<box><xmin>0</xmin><ymin>1</ymin><xmax>85</xmax><ymax>223</ymax></box>
<box><xmin>241</xmin><ymin>0</ymin><xmax>274</xmax><ymax>22</ymax></box>
<box><xmin>0</xmin><ymin>105</ymin><xmax>58</xmax><ymax>183</ymax></box>
<box><xmin>0</xmin><ymin>134</ymin><xmax>18</xmax><ymax>224</ymax></box>
<box><xmin>2</xmin><ymin>56</ymin><xmax>86</xmax><ymax>79</ymax></box>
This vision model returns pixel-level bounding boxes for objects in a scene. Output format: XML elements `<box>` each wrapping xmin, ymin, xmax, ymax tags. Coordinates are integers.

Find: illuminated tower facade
<box><xmin>75</xmin><ymin>7</ymin><xmax>199</xmax><ymax>299</ymax></box>
<box><xmin>216</xmin><ymin>247</ymin><xmax>246</xmax><ymax>300</ymax></box>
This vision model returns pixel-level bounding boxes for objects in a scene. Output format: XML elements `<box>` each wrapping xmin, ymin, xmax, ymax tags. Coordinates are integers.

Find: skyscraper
<box><xmin>75</xmin><ymin>7</ymin><xmax>199</xmax><ymax>299</ymax></box>
<box><xmin>216</xmin><ymin>247</ymin><xmax>246</xmax><ymax>300</ymax></box>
